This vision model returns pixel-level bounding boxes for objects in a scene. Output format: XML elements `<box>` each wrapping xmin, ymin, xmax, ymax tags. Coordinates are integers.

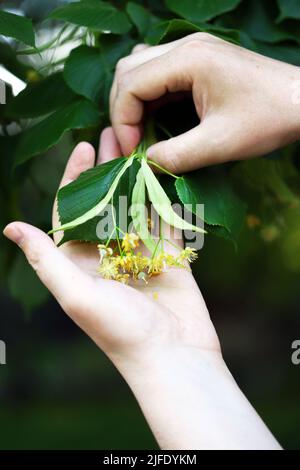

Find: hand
<box><xmin>110</xmin><ymin>33</ymin><xmax>300</xmax><ymax>173</ymax></box>
<box><xmin>3</xmin><ymin>127</ymin><xmax>219</xmax><ymax>372</ymax></box>
<box><xmin>3</xmin><ymin>129</ymin><xmax>280</xmax><ymax>449</ymax></box>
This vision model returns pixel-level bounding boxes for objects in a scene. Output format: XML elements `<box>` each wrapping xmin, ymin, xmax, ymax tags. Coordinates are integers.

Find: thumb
<box><xmin>146</xmin><ymin>122</ymin><xmax>220</xmax><ymax>174</ymax></box>
<box><xmin>3</xmin><ymin>222</ymin><xmax>91</xmax><ymax>318</ymax></box>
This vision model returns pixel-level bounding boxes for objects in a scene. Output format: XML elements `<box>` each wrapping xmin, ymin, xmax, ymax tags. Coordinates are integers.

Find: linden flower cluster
<box><xmin>97</xmin><ymin>232</ymin><xmax>197</xmax><ymax>284</ymax></box>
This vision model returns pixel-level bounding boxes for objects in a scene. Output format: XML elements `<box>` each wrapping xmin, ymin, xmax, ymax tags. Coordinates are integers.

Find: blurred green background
<box><xmin>1</xmin><ymin>201</ymin><xmax>300</xmax><ymax>449</ymax></box>
<box><xmin>1</xmin><ymin>0</ymin><xmax>300</xmax><ymax>450</ymax></box>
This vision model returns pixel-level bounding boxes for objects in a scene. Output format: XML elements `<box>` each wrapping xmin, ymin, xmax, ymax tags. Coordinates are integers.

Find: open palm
<box><xmin>49</xmin><ymin>128</ymin><xmax>219</xmax><ymax>360</ymax></box>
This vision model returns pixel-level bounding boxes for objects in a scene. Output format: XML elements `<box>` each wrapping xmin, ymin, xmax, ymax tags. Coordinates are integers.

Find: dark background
<box><xmin>1</xmin><ymin>226</ymin><xmax>300</xmax><ymax>449</ymax></box>
<box><xmin>0</xmin><ymin>0</ymin><xmax>300</xmax><ymax>450</ymax></box>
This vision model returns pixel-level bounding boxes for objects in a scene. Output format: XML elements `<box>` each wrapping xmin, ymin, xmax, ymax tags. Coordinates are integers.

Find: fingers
<box><xmin>59</xmin><ymin>141</ymin><xmax>96</xmax><ymax>188</ymax></box>
<box><xmin>3</xmin><ymin>222</ymin><xmax>94</xmax><ymax>319</ymax></box>
<box><xmin>52</xmin><ymin>142</ymin><xmax>95</xmax><ymax>243</ymax></box>
<box><xmin>3</xmin><ymin>222</ymin><xmax>155</xmax><ymax>348</ymax></box>
<box><xmin>97</xmin><ymin>127</ymin><xmax>122</xmax><ymax>164</ymax></box>
<box><xmin>131</xmin><ymin>43</ymin><xmax>149</xmax><ymax>54</ymax></box>
<box><xmin>111</xmin><ymin>47</ymin><xmax>194</xmax><ymax>155</ymax></box>
<box><xmin>110</xmin><ymin>37</ymin><xmax>202</xmax><ymax>155</ymax></box>
<box><xmin>147</xmin><ymin>120</ymin><xmax>221</xmax><ymax>173</ymax></box>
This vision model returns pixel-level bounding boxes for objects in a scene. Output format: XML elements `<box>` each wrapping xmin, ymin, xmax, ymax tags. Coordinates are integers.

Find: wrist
<box><xmin>111</xmin><ymin>343</ymin><xmax>227</xmax><ymax>400</ymax></box>
<box><xmin>280</xmin><ymin>65</ymin><xmax>300</xmax><ymax>144</ymax></box>
<box><xmin>111</xmin><ymin>344</ymin><xmax>280</xmax><ymax>450</ymax></box>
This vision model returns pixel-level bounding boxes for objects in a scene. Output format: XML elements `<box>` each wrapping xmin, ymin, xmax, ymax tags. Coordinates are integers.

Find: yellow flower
<box><xmin>98</xmin><ymin>258</ymin><xmax>118</xmax><ymax>280</ymax></box>
<box><xmin>97</xmin><ymin>244</ymin><xmax>113</xmax><ymax>262</ymax></box>
<box><xmin>163</xmin><ymin>253</ymin><xmax>180</xmax><ymax>267</ymax></box>
<box><xmin>178</xmin><ymin>247</ymin><xmax>198</xmax><ymax>263</ymax></box>
<box><xmin>97</xmin><ymin>239</ymin><xmax>198</xmax><ymax>283</ymax></box>
<box><xmin>115</xmin><ymin>274</ymin><xmax>130</xmax><ymax>284</ymax></box>
<box><xmin>147</xmin><ymin>218</ymin><xmax>154</xmax><ymax>230</ymax></box>
<box><xmin>122</xmin><ymin>233</ymin><xmax>139</xmax><ymax>252</ymax></box>
<box><xmin>153</xmin><ymin>292</ymin><xmax>159</xmax><ymax>301</ymax></box>
<box><xmin>137</xmin><ymin>272</ymin><xmax>148</xmax><ymax>283</ymax></box>
<box><xmin>147</xmin><ymin>253</ymin><xmax>166</xmax><ymax>275</ymax></box>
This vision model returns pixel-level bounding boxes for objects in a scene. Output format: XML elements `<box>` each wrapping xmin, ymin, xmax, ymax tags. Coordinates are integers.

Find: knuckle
<box><xmin>116</xmin><ymin>57</ymin><xmax>129</xmax><ymax>74</ymax></box>
<box><xmin>180</xmin><ymin>38</ymin><xmax>203</xmax><ymax>57</ymax></box>
<box><xmin>187</xmin><ymin>32</ymin><xmax>212</xmax><ymax>43</ymax></box>
<box><xmin>132</xmin><ymin>43</ymin><xmax>147</xmax><ymax>53</ymax></box>
<box><xmin>117</xmin><ymin>71</ymin><xmax>132</xmax><ymax>91</ymax></box>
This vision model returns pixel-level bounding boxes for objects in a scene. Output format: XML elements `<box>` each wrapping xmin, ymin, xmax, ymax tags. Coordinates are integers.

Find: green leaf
<box><xmin>14</xmin><ymin>99</ymin><xmax>101</xmax><ymax>167</ymax></box>
<box><xmin>175</xmin><ymin>170</ymin><xmax>246</xmax><ymax>242</ymax></box>
<box><xmin>64</xmin><ymin>46</ymin><xmax>111</xmax><ymax>101</ymax></box>
<box><xmin>0</xmin><ymin>10</ymin><xmax>35</xmax><ymax>47</ymax></box>
<box><xmin>236</xmin><ymin>158</ymin><xmax>298</xmax><ymax>204</ymax></box>
<box><xmin>59</xmin><ymin>158</ymin><xmax>141</xmax><ymax>245</ymax></box>
<box><xmin>126</xmin><ymin>2</ymin><xmax>161</xmax><ymax>36</ymax></box>
<box><xmin>147</xmin><ymin>19</ymin><xmax>240</xmax><ymax>45</ymax></box>
<box><xmin>141</xmin><ymin>159</ymin><xmax>205</xmax><ymax>234</ymax></box>
<box><xmin>64</xmin><ymin>46</ymin><xmax>107</xmax><ymax>102</ymax></box>
<box><xmin>0</xmin><ymin>42</ymin><xmax>33</xmax><ymax>80</ymax></box>
<box><xmin>49</xmin><ymin>0</ymin><xmax>132</xmax><ymax>34</ymax></box>
<box><xmin>113</xmin><ymin>157</ymin><xmax>140</xmax><ymax>229</ymax></box>
<box><xmin>64</xmin><ymin>35</ymin><xmax>135</xmax><ymax>104</ymax></box>
<box><xmin>165</xmin><ymin>0</ymin><xmax>242</xmax><ymax>22</ymax></box>
<box><xmin>59</xmin><ymin>158</ymin><xmax>128</xmax><ymax>224</ymax></box>
<box><xmin>131</xmin><ymin>167</ymin><xmax>157</xmax><ymax>253</ymax></box>
<box><xmin>238</xmin><ymin>0</ymin><xmax>300</xmax><ymax>44</ymax></box>
<box><xmin>8</xmin><ymin>252</ymin><xmax>49</xmax><ymax>312</ymax></box>
<box><xmin>52</xmin><ymin>156</ymin><xmax>135</xmax><ymax>233</ymax></box>
<box><xmin>6</xmin><ymin>73</ymin><xmax>77</xmax><ymax>119</ymax></box>
<box><xmin>277</xmin><ymin>0</ymin><xmax>300</xmax><ymax>21</ymax></box>
<box><xmin>255</xmin><ymin>41</ymin><xmax>300</xmax><ymax>66</ymax></box>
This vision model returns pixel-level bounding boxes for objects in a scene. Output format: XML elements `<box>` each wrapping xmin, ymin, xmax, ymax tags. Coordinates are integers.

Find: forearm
<box><xmin>277</xmin><ymin>64</ymin><xmax>300</xmax><ymax>145</ymax></box>
<box><xmin>116</xmin><ymin>346</ymin><xmax>281</xmax><ymax>450</ymax></box>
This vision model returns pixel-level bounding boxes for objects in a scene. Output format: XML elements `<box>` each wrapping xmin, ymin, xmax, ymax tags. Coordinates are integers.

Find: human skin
<box><xmin>3</xmin><ymin>129</ymin><xmax>281</xmax><ymax>449</ymax></box>
<box><xmin>110</xmin><ymin>33</ymin><xmax>300</xmax><ymax>173</ymax></box>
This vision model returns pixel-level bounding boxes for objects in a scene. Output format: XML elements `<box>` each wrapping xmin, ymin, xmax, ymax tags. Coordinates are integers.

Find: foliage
<box><xmin>1</xmin><ymin>0</ymin><xmax>300</xmax><ymax>309</ymax></box>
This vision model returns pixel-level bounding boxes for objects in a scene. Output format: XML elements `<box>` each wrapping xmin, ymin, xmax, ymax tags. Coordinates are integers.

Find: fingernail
<box><xmin>3</xmin><ymin>224</ymin><xmax>24</xmax><ymax>246</ymax></box>
<box><xmin>146</xmin><ymin>145</ymin><xmax>156</xmax><ymax>158</ymax></box>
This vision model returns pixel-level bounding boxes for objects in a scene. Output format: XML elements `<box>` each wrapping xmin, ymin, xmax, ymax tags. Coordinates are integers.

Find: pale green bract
<box><xmin>50</xmin><ymin>155</ymin><xmax>135</xmax><ymax>233</ymax></box>
<box><xmin>131</xmin><ymin>168</ymin><xmax>157</xmax><ymax>254</ymax></box>
<box><xmin>141</xmin><ymin>159</ymin><xmax>206</xmax><ymax>234</ymax></box>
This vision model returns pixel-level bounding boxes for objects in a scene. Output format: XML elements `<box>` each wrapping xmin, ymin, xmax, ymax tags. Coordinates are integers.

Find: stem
<box><xmin>144</xmin><ymin>118</ymin><xmax>157</xmax><ymax>148</ymax></box>
<box><xmin>151</xmin><ymin>236</ymin><xmax>162</xmax><ymax>259</ymax></box>
<box><xmin>111</xmin><ymin>196</ymin><xmax>124</xmax><ymax>256</ymax></box>
<box><xmin>146</xmin><ymin>159</ymin><xmax>179</xmax><ymax>179</ymax></box>
<box><xmin>165</xmin><ymin>238</ymin><xmax>183</xmax><ymax>253</ymax></box>
<box><xmin>156</xmin><ymin>122</ymin><xmax>173</xmax><ymax>139</ymax></box>
<box><xmin>17</xmin><ymin>24</ymin><xmax>71</xmax><ymax>55</ymax></box>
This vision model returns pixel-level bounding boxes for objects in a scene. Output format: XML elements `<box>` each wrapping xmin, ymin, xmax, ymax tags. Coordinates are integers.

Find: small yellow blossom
<box><xmin>97</xmin><ymin>237</ymin><xmax>198</xmax><ymax>283</ymax></box>
<box><xmin>115</xmin><ymin>274</ymin><xmax>130</xmax><ymax>284</ymax></box>
<box><xmin>97</xmin><ymin>244</ymin><xmax>113</xmax><ymax>262</ymax></box>
<box><xmin>178</xmin><ymin>247</ymin><xmax>198</xmax><ymax>263</ymax></box>
<box><xmin>147</xmin><ymin>218</ymin><xmax>154</xmax><ymax>230</ymax></box>
<box><xmin>122</xmin><ymin>233</ymin><xmax>139</xmax><ymax>252</ymax></box>
<box><xmin>153</xmin><ymin>292</ymin><xmax>159</xmax><ymax>301</ymax></box>
<box><xmin>98</xmin><ymin>258</ymin><xmax>118</xmax><ymax>280</ymax></box>
<box><xmin>138</xmin><ymin>272</ymin><xmax>148</xmax><ymax>283</ymax></box>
